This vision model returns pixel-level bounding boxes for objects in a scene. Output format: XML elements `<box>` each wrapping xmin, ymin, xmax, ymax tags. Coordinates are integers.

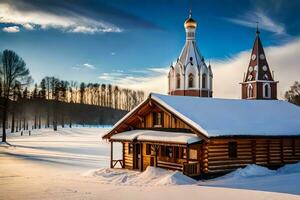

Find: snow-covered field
<box><xmin>1</xmin><ymin>128</ymin><xmax>300</xmax><ymax>200</ymax></box>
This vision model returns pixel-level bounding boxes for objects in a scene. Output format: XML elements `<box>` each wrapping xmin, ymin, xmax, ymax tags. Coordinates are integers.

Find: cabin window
<box><xmin>160</xmin><ymin>146</ymin><xmax>166</xmax><ymax>157</ymax></box>
<box><xmin>166</xmin><ymin>146</ymin><xmax>173</xmax><ymax>158</ymax></box>
<box><xmin>128</xmin><ymin>143</ymin><xmax>133</xmax><ymax>154</ymax></box>
<box><xmin>181</xmin><ymin>147</ymin><xmax>187</xmax><ymax>159</ymax></box>
<box><xmin>174</xmin><ymin>147</ymin><xmax>179</xmax><ymax>159</ymax></box>
<box><xmin>188</xmin><ymin>73</ymin><xmax>194</xmax><ymax>88</ymax></box>
<box><xmin>189</xmin><ymin>149</ymin><xmax>197</xmax><ymax>160</ymax></box>
<box><xmin>153</xmin><ymin>112</ymin><xmax>163</xmax><ymax>127</ymax></box>
<box><xmin>202</xmin><ymin>73</ymin><xmax>207</xmax><ymax>89</ymax></box>
<box><xmin>146</xmin><ymin>144</ymin><xmax>151</xmax><ymax>155</ymax></box>
<box><xmin>176</xmin><ymin>74</ymin><xmax>180</xmax><ymax>89</ymax></box>
<box><xmin>228</xmin><ymin>142</ymin><xmax>237</xmax><ymax>158</ymax></box>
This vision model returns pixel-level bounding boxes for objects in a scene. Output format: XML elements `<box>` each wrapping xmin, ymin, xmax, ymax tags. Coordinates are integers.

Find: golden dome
<box><xmin>184</xmin><ymin>10</ymin><xmax>197</xmax><ymax>29</ymax></box>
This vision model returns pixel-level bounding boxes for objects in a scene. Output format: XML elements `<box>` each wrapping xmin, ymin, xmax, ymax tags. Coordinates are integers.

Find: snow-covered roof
<box><xmin>110</xmin><ymin>130</ymin><xmax>201</xmax><ymax>144</ymax></box>
<box><xmin>151</xmin><ymin>93</ymin><xmax>300</xmax><ymax>137</ymax></box>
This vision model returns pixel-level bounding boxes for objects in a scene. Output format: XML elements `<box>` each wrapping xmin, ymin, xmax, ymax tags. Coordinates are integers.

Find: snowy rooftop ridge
<box><xmin>106</xmin><ymin>93</ymin><xmax>300</xmax><ymax>139</ymax></box>
<box><xmin>111</xmin><ymin>130</ymin><xmax>201</xmax><ymax>144</ymax></box>
<box><xmin>151</xmin><ymin>93</ymin><xmax>300</xmax><ymax>137</ymax></box>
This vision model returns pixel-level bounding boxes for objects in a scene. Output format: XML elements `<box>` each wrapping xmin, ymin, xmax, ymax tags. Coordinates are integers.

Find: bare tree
<box><xmin>285</xmin><ymin>81</ymin><xmax>300</xmax><ymax>106</ymax></box>
<box><xmin>0</xmin><ymin>50</ymin><xmax>32</xmax><ymax>142</ymax></box>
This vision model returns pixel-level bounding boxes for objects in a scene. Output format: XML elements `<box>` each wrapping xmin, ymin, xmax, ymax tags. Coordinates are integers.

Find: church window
<box><xmin>263</xmin><ymin>83</ymin><xmax>271</xmax><ymax>98</ymax></box>
<box><xmin>262</xmin><ymin>65</ymin><xmax>268</xmax><ymax>71</ymax></box>
<box><xmin>247</xmin><ymin>84</ymin><xmax>253</xmax><ymax>98</ymax></box>
<box><xmin>202</xmin><ymin>73</ymin><xmax>207</xmax><ymax>88</ymax></box>
<box><xmin>187</xmin><ymin>32</ymin><xmax>194</xmax><ymax>38</ymax></box>
<box><xmin>176</xmin><ymin>74</ymin><xmax>180</xmax><ymax>89</ymax></box>
<box><xmin>188</xmin><ymin>73</ymin><xmax>194</xmax><ymax>88</ymax></box>
<box><xmin>209</xmin><ymin>75</ymin><xmax>213</xmax><ymax>90</ymax></box>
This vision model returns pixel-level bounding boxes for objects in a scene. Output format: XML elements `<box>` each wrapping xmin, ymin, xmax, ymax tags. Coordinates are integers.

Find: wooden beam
<box><xmin>155</xmin><ymin>145</ymin><xmax>159</xmax><ymax>167</ymax></box>
<box><xmin>110</xmin><ymin>142</ymin><xmax>113</xmax><ymax>168</ymax></box>
<box><xmin>122</xmin><ymin>142</ymin><xmax>125</xmax><ymax>168</ymax></box>
<box><xmin>137</xmin><ymin>115</ymin><xmax>143</xmax><ymax>122</ymax></box>
<box><xmin>140</xmin><ymin>143</ymin><xmax>143</xmax><ymax>172</ymax></box>
<box><xmin>149</xmin><ymin>100</ymin><xmax>152</xmax><ymax>107</ymax></box>
<box><xmin>186</xmin><ymin>145</ymin><xmax>190</xmax><ymax>164</ymax></box>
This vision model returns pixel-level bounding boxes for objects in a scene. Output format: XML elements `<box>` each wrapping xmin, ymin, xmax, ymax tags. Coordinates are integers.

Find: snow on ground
<box><xmin>1</xmin><ymin>128</ymin><xmax>300</xmax><ymax>200</ymax></box>
<box><xmin>85</xmin><ymin>166</ymin><xmax>197</xmax><ymax>186</ymax></box>
<box><xmin>200</xmin><ymin>164</ymin><xmax>300</xmax><ymax>195</ymax></box>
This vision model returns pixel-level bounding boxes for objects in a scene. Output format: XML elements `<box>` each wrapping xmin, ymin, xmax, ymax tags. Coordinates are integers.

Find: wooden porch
<box><xmin>110</xmin><ymin>140</ymin><xmax>202</xmax><ymax>177</ymax></box>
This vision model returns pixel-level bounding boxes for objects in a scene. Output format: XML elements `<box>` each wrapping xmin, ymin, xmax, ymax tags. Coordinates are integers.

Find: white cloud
<box><xmin>83</xmin><ymin>63</ymin><xmax>95</xmax><ymax>69</ymax></box>
<box><xmin>71</xmin><ymin>66</ymin><xmax>81</xmax><ymax>70</ymax></box>
<box><xmin>2</xmin><ymin>25</ymin><xmax>20</xmax><ymax>33</ymax></box>
<box><xmin>98</xmin><ymin>67</ymin><xmax>168</xmax><ymax>94</ymax></box>
<box><xmin>0</xmin><ymin>2</ymin><xmax>122</xmax><ymax>34</ymax></box>
<box><xmin>22</xmin><ymin>23</ymin><xmax>34</xmax><ymax>30</ymax></box>
<box><xmin>111</xmin><ymin>52</ymin><xmax>116</xmax><ymax>56</ymax></box>
<box><xmin>226</xmin><ymin>10</ymin><xmax>286</xmax><ymax>35</ymax></box>
<box><xmin>72</xmin><ymin>63</ymin><xmax>95</xmax><ymax>70</ymax></box>
<box><xmin>147</xmin><ymin>67</ymin><xmax>169</xmax><ymax>74</ymax></box>
<box><xmin>101</xmin><ymin>39</ymin><xmax>300</xmax><ymax>99</ymax></box>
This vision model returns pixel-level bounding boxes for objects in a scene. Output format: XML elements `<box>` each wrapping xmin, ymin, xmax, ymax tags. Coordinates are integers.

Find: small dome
<box><xmin>184</xmin><ymin>17</ymin><xmax>197</xmax><ymax>29</ymax></box>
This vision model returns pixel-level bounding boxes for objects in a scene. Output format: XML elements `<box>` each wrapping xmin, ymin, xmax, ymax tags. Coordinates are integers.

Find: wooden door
<box><xmin>134</xmin><ymin>143</ymin><xmax>141</xmax><ymax>170</ymax></box>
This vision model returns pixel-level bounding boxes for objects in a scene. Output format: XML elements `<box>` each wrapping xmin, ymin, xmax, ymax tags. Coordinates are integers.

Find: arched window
<box><xmin>263</xmin><ymin>83</ymin><xmax>271</xmax><ymax>98</ymax></box>
<box><xmin>247</xmin><ymin>84</ymin><xmax>253</xmax><ymax>98</ymax></box>
<box><xmin>176</xmin><ymin>74</ymin><xmax>180</xmax><ymax>89</ymax></box>
<box><xmin>188</xmin><ymin>73</ymin><xmax>194</xmax><ymax>88</ymax></box>
<box><xmin>209</xmin><ymin>75</ymin><xmax>213</xmax><ymax>90</ymax></box>
<box><xmin>202</xmin><ymin>73</ymin><xmax>207</xmax><ymax>89</ymax></box>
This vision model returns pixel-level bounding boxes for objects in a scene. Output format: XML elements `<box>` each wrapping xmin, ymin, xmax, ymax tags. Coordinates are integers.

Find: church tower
<box><xmin>168</xmin><ymin>10</ymin><xmax>213</xmax><ymax>97</ymax></box>
<box><xmin>241</xmin><ymin>27</ymin><xmax>278</xmax><ymax>100</ymax></box>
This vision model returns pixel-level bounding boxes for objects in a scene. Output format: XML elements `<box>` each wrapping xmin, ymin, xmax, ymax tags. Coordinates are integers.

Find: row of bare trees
<box><xmin>0</xmin><ymin>49</ymin><xmax>144</xmax><ymax>143</ymax></box>
<box><xmin>38</xmin><ymin>77</ymin><xmax>144</xmax><ymax>111</ymax></box>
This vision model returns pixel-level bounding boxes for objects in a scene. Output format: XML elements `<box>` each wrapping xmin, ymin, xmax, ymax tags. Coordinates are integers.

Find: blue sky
<box><xmin>0</xmin><ymin>0</ymin><xmax>300</xmax><ymax>97</ymax></box>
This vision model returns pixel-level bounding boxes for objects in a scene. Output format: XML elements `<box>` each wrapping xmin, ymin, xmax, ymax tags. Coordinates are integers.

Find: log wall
<box><xmin>123</xmin><ymin>142</ymin><xmax>133</xmax><ymax>169</ymax></box>
<box><xmin>205</xmin><ymin>137</ymin><xmax>300</xmax><ymax>173</ymax></box>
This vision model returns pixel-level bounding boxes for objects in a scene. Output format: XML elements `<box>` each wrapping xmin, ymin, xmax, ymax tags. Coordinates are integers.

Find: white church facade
<box><xmin>168</xmin><ymin>11</ymin><xmax>213</xmax><ymax>97</ymax></box>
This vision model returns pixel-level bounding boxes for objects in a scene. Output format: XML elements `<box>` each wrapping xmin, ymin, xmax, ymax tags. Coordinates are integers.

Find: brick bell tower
<box><xmin>240</xmin><ymin>26</ymin><xmax>278</xmax><ymax>100</ymax></box>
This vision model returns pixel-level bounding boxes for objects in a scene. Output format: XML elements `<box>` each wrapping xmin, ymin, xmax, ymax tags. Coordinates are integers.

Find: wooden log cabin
<box><xmin>102</xmin><ymin>93</ymin><xmax>300</xmax><ymax>178</ymax></box>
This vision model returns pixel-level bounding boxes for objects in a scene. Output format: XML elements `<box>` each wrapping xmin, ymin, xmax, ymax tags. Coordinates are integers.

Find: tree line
<box><xmin>0</xmin><ymin>49</ymin><xmax>144</xmax><ymax>143</ymax></box>
<box><xmin>38</xmin><ymin>77</ymin><xmax>144</xmax><ymax>111</ymax></box>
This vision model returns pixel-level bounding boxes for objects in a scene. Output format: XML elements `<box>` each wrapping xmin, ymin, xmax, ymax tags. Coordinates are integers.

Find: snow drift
<box><xmin>86</xmin><ymin>166</ymin><xmax>197</xmax><ymax>186</ymax></box>
<box><xmin>221</xmin><ymin>164</ymin><xmax>276</xmax><ymax>180</ymax></box>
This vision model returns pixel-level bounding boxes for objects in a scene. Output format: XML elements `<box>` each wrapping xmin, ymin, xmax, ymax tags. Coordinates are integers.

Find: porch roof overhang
<box><xmin>110</xmin><ymin>130</ymin><xmax>202</xmax><ymax>145</ymax></box>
